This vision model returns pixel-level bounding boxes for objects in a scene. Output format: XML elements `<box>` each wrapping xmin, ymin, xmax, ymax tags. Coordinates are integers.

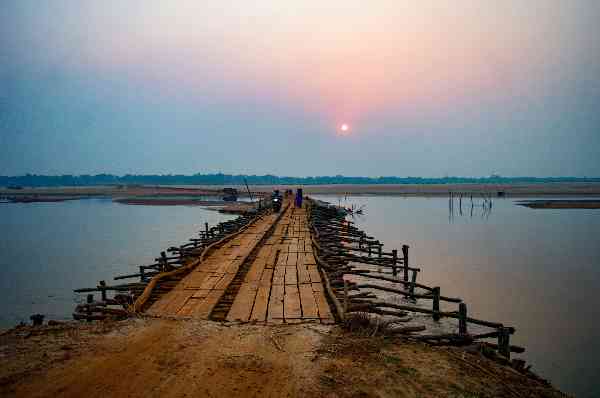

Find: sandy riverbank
<box><xmin>2</xmin><ymin>182</ymin><xmax>600</xmax><ymax>200</ymax></box>
<box><xmin>0</xmin><ymin>318</ymin><xmax>566</xmax><ymax>398</ymax></box>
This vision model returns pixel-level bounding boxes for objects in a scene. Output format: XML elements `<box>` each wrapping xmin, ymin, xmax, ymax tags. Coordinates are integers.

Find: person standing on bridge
<box><xmin>295</xmin><ymin>188</ymin><xmax>303</xmax><ymax>208</ymax></box>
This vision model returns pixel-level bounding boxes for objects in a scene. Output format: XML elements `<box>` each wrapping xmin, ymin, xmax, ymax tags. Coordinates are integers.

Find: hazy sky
<box><xmin>1</xmin><ymin>1</ymin><xmax>599</xmax><ymax>177</ymax></box>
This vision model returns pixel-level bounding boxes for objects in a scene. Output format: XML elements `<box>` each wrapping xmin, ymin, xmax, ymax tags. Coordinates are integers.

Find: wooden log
<box><xmin>392</xmin><ymin>249</ymin><xmax>398</xmax><ymax>277</ymax></box>
<box><xmin>387</xmin><ymin>325</ymin><xmax>426</xmax><ymax>335</ymax></box>
<box><xmin>481</xmin><ymin>341</ymin><xmax>525</xmax><ymax>354</ymax></box>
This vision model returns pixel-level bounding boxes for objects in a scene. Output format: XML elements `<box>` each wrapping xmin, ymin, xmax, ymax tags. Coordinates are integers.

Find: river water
<box><xmin>0</xmin><ymin>199</ymin><xmax>234</xmax><ymax>328</ymax></box>
<box><xmin>1</xmin><ymin>195</ymin><xmax>598</xmax><ymax>396</ymax></box>
<box><xmin>315</xmin><ymin>194</ymin><xmax>600</xmax><ymax>398</ymax></box>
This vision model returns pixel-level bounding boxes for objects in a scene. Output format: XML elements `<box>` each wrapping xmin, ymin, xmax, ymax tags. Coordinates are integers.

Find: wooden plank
<box><xmin>163</xmin><ymin>290</ymin><xmax>195</xmax><ymax>316</ymax></box>
<box><xmin>180</xmin><ymin>271</ymin><xmax>212</xmax><ymax>289</ymax></box>
<box><xmin>284</xmin><ymin>266</ymin><xmax>297</xmax><ymax>285</ymax></box>
<box><xmin>244</xmin><ymin>258</ymin><xmax>266</xmax><ymax>282</ymax></box>
<box><xmin>299</xmin><ymin>284</ymin><xmax>319</xmax><ymax>319</ymax></box>
<box><xmin>284</xmin><ymin>285</ymin><xmax>302</xmax><ymax>319</ymax></box>
<box><xmin>190</xmin><ymin>289</ymin><xmax>211</xmax><ymax>299</ymax></box>
<box><xmin>267</xmin><ymin>285</ymin><xmax>285</xmax><ymax>321</ymax></box>
<box><xmin>314</xmin><ymin>289</ymin><xmax>334</xmax><ymax>322</ymax></box>
<box><xmin>250</xmin><ymin>285</ymin><xmax>271</xmax><ymax>322</ymax></box>
<box><xmin>308</xmin><ymin>266</ymin><xmax>321</xmax><ymax>283</ymax></box>
<box><xmin>297</xmin><ymin>266</ymin><xmax>311</xmax><ymax>284</ymax></box>
<box><xmin>256</xmin><ymin>245</ymin><xmax>272</xmax><ymax>259</ymax></box>
<box><xmin>190</xmin><ymin>289</ymin><xmax>224</xmax><ymax>319</ymax></box>
<box><xmin>276</xmin><ymin>250</ymin><xmax>288</xmax><ymax>267</ymax></box>
<box><xmin>198</xmin><ymin>274</ymin><xmax>225</xmax><ymax>290</ymax></box>
<box><xmin>214</xmin><ymin>273</ymin><xmax>236</xmax><ymax>290</ymax></box>
<box><xmin>259</xmin><ymin>268</ymin><xmax>273</xmax><ymax>287</ymax></box>
<box><xmin>286</xmin><ymin>251</ymin><xmax>298</xmax><ymax>266</ymax></box>
<box><xmin>226</xmin><ymin>282</ymin><xmax>259</xmax><ymax>322</ymax></box>
<box><xmin>304</xmin><ymin>252</ymin><xmax>316</xmax><ymax>265</ymax></box>
<box><xmin>311</xmin><ymin>282</ymin><xmax>324</xmax><ymax>292</ymax></box>
<box><xmin>265</xmin><ymin>248</ymin><xmax>278</xmax><ymax>268</ymax></box>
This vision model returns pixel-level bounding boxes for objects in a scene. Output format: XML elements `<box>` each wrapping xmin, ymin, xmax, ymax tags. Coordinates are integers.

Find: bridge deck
<box><xmin>147</xmin><ymin>202</ymin><xmax>334</xmax><ymax>324</ymax></box>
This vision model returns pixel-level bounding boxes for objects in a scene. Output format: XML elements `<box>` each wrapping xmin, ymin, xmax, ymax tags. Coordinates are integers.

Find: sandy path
<box><xmin>8</xmin><ymin>319</ymin><xmax>326</xmax><ymax>398</ymax></box>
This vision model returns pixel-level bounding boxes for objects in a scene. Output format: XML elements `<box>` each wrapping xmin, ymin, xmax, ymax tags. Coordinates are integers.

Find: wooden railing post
<box><xmin>139</xmin><ymin>265</ymin><xmax>145</xmax><ymax>281</ymax></box>
<box><xmin>458</xmin><ymin>303</ymin><xmax>467</xmax><ymax>335</ymax></box>
<box><xmin>378</xmin><ymin>243</ymin><xmax>382</xmax><ymax>259</ymax></box>
<box><xmin>432</xmin><ymin>287</ymin><xmax>440</xmax><ymax>321</ymax></box>
<box><xmin>160</xmin><ymin>251</ymin><xmax>168</xmax><ymax>272</ymax></box>
<box><xmin>392</xmin><ymin>249</ymin><xmax>398</xmax><ymax>277</ymax></box>
<box><xmin>402</xmin><ymin>245</ymin><xmax>409</xmax><ymax>284</ymax></box>
<box><xmin>498</xmin><ymin>327</ymin><xmax>511</xmax><ymax>359</ymax></box>
<box><xmin>343</xmin><ymin>279</ymin><xmax>349</xmax><ymax>316</ymax></box>
<box><xmin>99</xmin><ymin>280</ymin><xmax>107</xmax><ymax>301</ymax></box>
<box><xmin>205</xmin><ymin>222</ymin><xmax>209</xmax><ymax>239</ymax></box>
<box><xmin>409</xmin><ymin>270</ymin><xmax>417</xmax><ymax>297</ymax></box>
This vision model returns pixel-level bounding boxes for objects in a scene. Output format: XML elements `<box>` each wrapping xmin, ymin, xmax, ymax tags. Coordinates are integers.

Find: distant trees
<box><xmin>1</xmin><ymin>174</ymin><xmax>598</xmax><ymax>188</ymax></box>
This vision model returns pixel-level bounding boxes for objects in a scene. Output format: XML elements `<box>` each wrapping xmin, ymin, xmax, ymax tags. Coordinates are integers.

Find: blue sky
<box><xmin>1</xmin><ymin>0</ymin><xmax>599</xmax><ymax>177</ymax></box>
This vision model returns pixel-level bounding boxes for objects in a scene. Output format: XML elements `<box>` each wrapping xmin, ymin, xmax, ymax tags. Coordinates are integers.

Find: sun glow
<box><xmin>337</xmin><ymin>123</ymin><xmax>351</xmax><ymax>136</ymax></box>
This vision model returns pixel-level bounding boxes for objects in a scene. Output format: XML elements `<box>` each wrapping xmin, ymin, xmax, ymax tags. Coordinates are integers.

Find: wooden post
<box><xmin>179</xmin><ymin>246</ymin><xmax>184</xmax><ymax>262</ymax></box>
<box><xmin>139</xmin><ymin>265</ymin><xmax>145</xmax><ymax>281</ymax></box>
<box><xmin>86</xmin><ymin>294</ymin><xmax>93</xmax><ymax>321</ymax></box>
<box><xmin>498</xmin><ymin>327</ymin><xmax>511</xmax><ymax>359</ymax></box>
<box><xmin>378</xmin><ymin>243</ymin><xmax>382</xmax><ymax>259</ymax></box>
<box><xmin>343</xmin><ymin>279</ymin><xmax>349</xmax><ymax>316</ymax></box>
<box><xmin>432</xmin><ymin>287</ymin><xmax>440</xmax><ymax>321</ymax></box>
<box><xmin>359</xmin><ymin>235</ymin><xmax>363</xmax><ymax>249</ymax></box>
<box><xmin>367</xmin><ymin>242</ymin><xmax>372</xmax><ymax>257</ymax></box>
<box><xmin>409</xmin><ymin>270</ymin><xmax>417</xmax><ymax>297</ymax></box>
<box><xmin>160</xmin><ymin>251</ymin><xmax>168</xmax><ymax>272</ymax></box>
<box><xmin>205</xmin><ymin>222</ymin><xmax>209</xmax><ymax>238</ymax></box>
<box><xmin>458</xmin><ymin>303</ymin><xmax>467</xmax><ymax>335</ymax></box>
<box><xmin>99</xmin><ymin>280</ymin><xmax>107</xmax><ymax>301</ymax></box>
<box><xmin>392</xmin><ymin>249</ymin><xmax>398</xmax><ymax>277</ymax></box>
<box><xmin>402</xmin><ymin>245</ymin><xmax>409</xmax><ymax>283</ymax></box>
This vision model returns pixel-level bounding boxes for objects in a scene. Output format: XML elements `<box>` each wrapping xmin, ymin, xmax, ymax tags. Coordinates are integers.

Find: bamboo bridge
<box><xmin>74</xmin><ymin>191</ymin><xmax>523</xmax><ymax>361</ymax></box>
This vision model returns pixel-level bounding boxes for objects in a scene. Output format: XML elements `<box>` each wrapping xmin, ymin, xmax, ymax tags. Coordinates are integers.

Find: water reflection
<box><xmin>0</xmin><ymin>199</ymin><xmax>234</xmax><ymax>328</ymax></box>
<box><xmin>315</xmin><ymin>194</ymin><xmax>600</xmax><ymax>398</ymax></box>
<box><xmin>448</xmin><ymin>192</ymin><xmax>493</xmax><ymax>222</ymax></box>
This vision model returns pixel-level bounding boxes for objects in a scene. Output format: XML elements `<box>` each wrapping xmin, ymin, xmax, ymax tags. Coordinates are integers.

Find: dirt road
<box><xmin>1</xmin><ymin>318</ymin><xmax>566</xmax><ymax>398</ymax></box>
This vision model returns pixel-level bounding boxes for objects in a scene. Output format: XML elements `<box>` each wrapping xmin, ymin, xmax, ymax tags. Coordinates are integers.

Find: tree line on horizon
<box><xmin>1</xmin><ymin>173</ymin><xmax>599</xmax><ymax>188</ymax></box>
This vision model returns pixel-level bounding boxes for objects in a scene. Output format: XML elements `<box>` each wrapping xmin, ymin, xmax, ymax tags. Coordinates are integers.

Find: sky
<box><xmin>1</xmin><ymin>0</ymin><xmax>599</xmax><ymax>177</ymax></box>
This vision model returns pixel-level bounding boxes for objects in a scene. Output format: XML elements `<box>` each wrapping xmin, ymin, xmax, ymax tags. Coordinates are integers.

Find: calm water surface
<box><xmin>0</xmin><ymin>199</ymin><xmax>234</xmax><ymax>328</ymax></box>
<box><xmin>316</xmin><ymin>195</ymin><xmax>600</xmax><ymax>398</ymax></box>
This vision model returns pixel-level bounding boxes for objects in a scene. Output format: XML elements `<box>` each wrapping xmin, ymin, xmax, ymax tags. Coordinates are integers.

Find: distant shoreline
<box><xmin>2</xmin><ymin>182</ymin><xmax>600</xmax><ymax>199</ymax></box>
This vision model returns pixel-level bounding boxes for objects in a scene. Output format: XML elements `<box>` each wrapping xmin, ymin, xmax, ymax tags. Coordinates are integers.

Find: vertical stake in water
<box><xmin>498</xmin><ymin>327</ymin><xmax>511</xmax><ymax>359</ymax></box>
<box><xmin>99</xmin><ymin>280</ymin><xmax>107</xmax><ymax>302</ymax></box>
<box><xmin>409</xmin><ymin>270</ymin><xmax>417</xmax><ymax>297</ymax></box>
<box><xmin>458</xmin><ymin>303</ymin><xmax>467</xmax><ymax>335</ymax></box>
<box><xmin>402</xmin><ymin>245</ymin><xmax>409</xmax><ymax>284</ymax></box>
<box><xmin>205</xmin><ymin>222</ymin><xmax>209</xmax><ymax>239</ymax></box>
<box><xmin>432</xmin><ymin>287</ymin><xmax>440</xmax><ymax>321</ymax></box>
<box><xmin>392</xmin><ymin>249</ymin><xmax>398</xmax><ymax>277</ymax></box>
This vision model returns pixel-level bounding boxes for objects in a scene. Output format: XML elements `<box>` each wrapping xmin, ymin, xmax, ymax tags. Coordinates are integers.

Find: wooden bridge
<box><xmin>74</xmin><ymin>193</ymin><xmax>523</xmax><ymax>361</ymax></box>
<box><xmin>145</xmin><ymin>200</ymin><xmax>333</xmax><ymax>323</ymax></box>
